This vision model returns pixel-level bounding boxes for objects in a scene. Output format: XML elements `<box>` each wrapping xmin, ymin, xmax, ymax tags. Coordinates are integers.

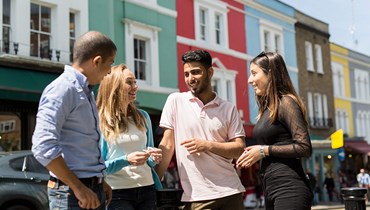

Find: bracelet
<box><xmin>260</xmin><ymin>145</ymin><xmax>265</xmax><ymax>158</ymax></box>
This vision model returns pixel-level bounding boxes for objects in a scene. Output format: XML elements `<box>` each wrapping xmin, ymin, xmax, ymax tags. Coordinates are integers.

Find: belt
<box><xmin>49</xmin><ymin>176</ymin><xmax>104</xmax><ymax>187</ymax></box>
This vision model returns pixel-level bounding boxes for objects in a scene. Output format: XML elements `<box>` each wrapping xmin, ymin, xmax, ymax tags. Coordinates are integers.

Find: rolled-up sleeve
<box><xmin>32</xmin><ymin>86</ymin><xmax>68</xmax><ymax>167</ymax></box>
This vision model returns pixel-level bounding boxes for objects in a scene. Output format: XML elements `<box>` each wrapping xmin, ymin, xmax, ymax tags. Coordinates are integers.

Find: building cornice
<box><xmin>238</xmin><ymin>0</ymin><xmax>296</xmax><ymax>25</ymax></box>
<box><xmin>123</xmin><ymin>0</ymin><xmax>177</xmax><ymax>18</ymax></box>
<box><xmin>0</xmin><ymin>54</ymin><xmax>64</xmax><ymax>73</ymax></box>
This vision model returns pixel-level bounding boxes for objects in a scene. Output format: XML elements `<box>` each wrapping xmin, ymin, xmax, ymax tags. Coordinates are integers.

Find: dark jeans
<box><xmin>48</xmin><ymin>181</ymin><xmax>106</xmax><ymax>210</ymax></box>
<box><xmin>262</xmin><ymin>173</ymin><xmax>313</xmax><ymax>210</ymax></box>
<box><xmin>108</xmin><ymin>185</ymin><xmax>156</xmax><ymax>210</ymax></box>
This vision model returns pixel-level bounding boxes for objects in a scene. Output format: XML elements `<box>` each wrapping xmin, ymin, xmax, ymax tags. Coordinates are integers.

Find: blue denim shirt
<box><xmin>32</xmin><ymin>65</ymin><xmax>106</xmax><ymax>178</ymax></box>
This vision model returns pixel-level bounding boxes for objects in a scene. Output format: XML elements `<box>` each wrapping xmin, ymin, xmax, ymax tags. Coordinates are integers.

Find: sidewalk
<box><xmin>312</xmin><ymin>202</ymin><xmax>370</xmax><ymax>210</ymax></box>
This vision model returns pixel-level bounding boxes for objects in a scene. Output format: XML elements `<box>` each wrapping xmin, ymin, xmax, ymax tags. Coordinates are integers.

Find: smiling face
<box><xmin>183</xmin><ymin>62</ymin><xmax>212</xmax><ymax>97</ymax></box>
<box><xmin>248</xmin><ymin>63</ymin><xmax>268</xmax><ymax>96</ymax></box>
<box><xmin>122</xmin><ymin>69</ymin><xmax>138</xmax><ymax>103</ymax></box>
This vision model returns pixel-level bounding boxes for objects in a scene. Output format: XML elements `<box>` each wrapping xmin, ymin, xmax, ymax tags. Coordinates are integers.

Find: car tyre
<box><xmin>5</xmin><ymin>205</ymin><xmax>32</xmax><ymax>210</ymax></box>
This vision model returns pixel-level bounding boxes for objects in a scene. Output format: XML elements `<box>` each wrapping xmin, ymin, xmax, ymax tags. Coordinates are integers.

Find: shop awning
<box><xmin>345</xmin><ymin>140</ymin><xmax>370</xmax><ymax>155</ymax></box>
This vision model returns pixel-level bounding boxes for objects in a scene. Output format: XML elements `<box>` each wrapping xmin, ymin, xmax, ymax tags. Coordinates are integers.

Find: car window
<box><xmin>9</xmin><ymin>155</ymin><xmax>48</xmax><ymax>174</ymax></box>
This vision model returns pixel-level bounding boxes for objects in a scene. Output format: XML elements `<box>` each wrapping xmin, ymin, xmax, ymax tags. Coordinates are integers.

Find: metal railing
<box><xmin>0</xmin><ymin>39</ymin><xmax>70</xmax><ymax>63</ymax></box>
<box><xmin>309</xmin><ymin>117</ymin><xmax>333</xmax><ymax>128</ymax></box>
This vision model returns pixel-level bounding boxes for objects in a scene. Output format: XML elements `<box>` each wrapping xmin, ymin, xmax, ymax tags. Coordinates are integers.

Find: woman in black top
<box><xmin>236</xmin><ymin>51</ymin><xmax>313</xmax><ymax>209</ymax></box>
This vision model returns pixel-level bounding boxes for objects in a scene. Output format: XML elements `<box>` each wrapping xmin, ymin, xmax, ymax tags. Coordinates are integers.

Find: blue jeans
<box><xmin>108</xmin><ymin>185</ymin><xmax>156</xmax><ymax>210</ymax></box>
<box><xmin>48</xmin><ymin>182</ymin><xmax>106</xmax><ymax>210</ymax></box>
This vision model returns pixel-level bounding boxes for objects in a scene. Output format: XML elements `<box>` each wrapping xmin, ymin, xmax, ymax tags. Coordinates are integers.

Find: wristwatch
<box><xmin>260</xmin><ymin>145</ymin><xmax>265</xmax><ymax>158</ymax></box>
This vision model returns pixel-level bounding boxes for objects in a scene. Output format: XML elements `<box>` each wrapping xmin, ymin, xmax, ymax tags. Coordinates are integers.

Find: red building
<box><xmin>176</xmin><ymin>0</ymin><xmax>256</xmax><ymax>198</ymax></box>
<box><xmin>176</xmin><ymin>0</ymin><xmax>251</xmax><ymax>134</ymax></box>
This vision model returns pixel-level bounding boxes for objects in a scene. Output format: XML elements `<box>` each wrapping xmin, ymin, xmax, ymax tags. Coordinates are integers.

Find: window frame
<box><xmin>30</xmin><ymin>3</ymin><xmax>52</xmax><ymax>59</ymax></box>
<box><xmin>211</xmin><ymin>58</ymin><xmax>237</xmax><ymax>105</ymax></box>
<box><xmin>194</xmin><ymin>0</ymin><xmax>229</xmax><ymax>48</ymax></box>
<box><xmin>259</xmin><ymin>20</ymin><xmax>284</xmax><ymax>56</ymax></box>
<box><xmin>315</xmin><ymin>44</ymin><xmax>324</xmax><ymax>74</ymax></box>
<box><xmin>336</xmin><ymin>109</ymin><xmax>349</xmax><ymax>135</ymax></box>
<box><xmin>124</xmin><ymin>19</ymin><xmax>160</xmax><ymax>88</ymax></box>
<box><xmin>305</xmin><ymin>41</ymin><xmax>314</xmax><ymax>71</ymax></box>
<box><xmin>331</xmin><ymin>62</ymin><xmax>345</xmax><ymax>97</ymax></box>
<box><xmin>0</xmin><ymin>120</ymin><xmax>16</xmax><ymax>133</ymax></box>
<box><xmin>354</xmin><ymin>69</ymin><xmax>370</xmax><ymax>101</ymax></box>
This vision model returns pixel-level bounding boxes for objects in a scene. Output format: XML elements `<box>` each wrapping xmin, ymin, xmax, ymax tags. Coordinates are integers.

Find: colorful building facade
<box><xmin>89</xmin><ymin>0</ymin><xmax>179</xmax><ymax>142</ymax></box>
<box><xmin>0</xmin><ymin>0</ymin><xmax>88</xmax><ymax>150</ymax></box>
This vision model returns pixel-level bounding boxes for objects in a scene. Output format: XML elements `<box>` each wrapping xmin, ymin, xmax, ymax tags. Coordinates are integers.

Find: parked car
<box><xmin>0</xmin><ymin>150</ymin><xmax>49</xmax><ymax>210</ymax></box>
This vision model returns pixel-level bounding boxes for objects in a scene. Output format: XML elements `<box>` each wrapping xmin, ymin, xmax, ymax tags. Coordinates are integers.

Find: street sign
<box><xmin>337</xmin><ymin>147</ymin><xmax>345</xmax><ymax>162</ymax></box>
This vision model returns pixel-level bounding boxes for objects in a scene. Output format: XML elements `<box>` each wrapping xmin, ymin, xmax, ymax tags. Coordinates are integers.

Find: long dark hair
<box><xmin>251</xmin><ymin>51</ymin><xmax>307</xmax><ymax>124</ymax></box>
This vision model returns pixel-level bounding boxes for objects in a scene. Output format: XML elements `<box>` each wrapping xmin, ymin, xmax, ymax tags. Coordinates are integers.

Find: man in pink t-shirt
<box><xmin>156</xmin><ymin>50</ymin><xmax>246</xmax><ymax>210</ymax></box>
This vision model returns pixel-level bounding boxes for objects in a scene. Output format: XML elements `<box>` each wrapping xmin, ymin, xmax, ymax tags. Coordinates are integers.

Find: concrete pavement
<box><xmin>312</xmin><ymin>202</ymin><xmax>370</xmax><ymax>210</ymax></box>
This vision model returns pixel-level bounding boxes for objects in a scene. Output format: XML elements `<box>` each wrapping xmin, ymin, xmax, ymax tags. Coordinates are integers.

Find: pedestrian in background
<box><xmin>357</xmin><ymin>168</ymin><xmax>370</xmax><ymax>201</ymax></box>
<box><xmin>32</xmin><ymin>31</ymin><xmax>117</xmax><ymax>209</ymax></box>
<box><xmin>236</xmin><ymin>51</ymin><xmax>313</xmax><ymax>210</ymax></box>
<box><xmin>156</xmin><ymin>49</ymin><xmax>246</xmax><ymax>210</ymax></box>
<box><xmin>323</xmin><ymin>171</ymin><xmax>339</xmax><ymax>202</ymax></box>
<box><xmin>97</xmin><ymin>64</ymin><xmax>163</xmax><ymax>210</ymax></box>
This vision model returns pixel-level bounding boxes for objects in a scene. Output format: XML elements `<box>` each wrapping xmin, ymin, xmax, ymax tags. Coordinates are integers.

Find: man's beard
<box><xmin>189</xmin><ymin>76</ymin><xmax>210</xmax><ymax>97</ymax></box>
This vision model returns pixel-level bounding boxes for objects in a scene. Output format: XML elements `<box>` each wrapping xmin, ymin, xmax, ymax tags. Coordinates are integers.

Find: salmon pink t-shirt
<box><xmin>160</xmin><ymin>91</ymin><xmax>246</xmax><ymax>202</ymax></box>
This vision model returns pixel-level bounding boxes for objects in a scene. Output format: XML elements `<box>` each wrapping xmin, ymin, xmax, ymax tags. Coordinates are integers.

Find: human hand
<box><xmin>73</xmin><ymin>185</ymin><xmax>100</xmax><ymax>209</ymax></box>
<box><xmin>127</xmin><ymin>151</ymin><xmax>150</xmax><ymax>166</ymax></box>
<box><xmin>103</xmin><ymin>181</ymin><xmax>112</xmax><ymax>206</ymax></box>
<box><xmin>145</xmin><ymin>147</ymin><xmax>162</xmax><ymax>164</ymax></box>
<box><xmin>236</xmin><ymin>145</ymin><xmax>261</xmax><ymax>168</ymax></box>
<box><xmin>180</xmin><ymin>138</ymin><xmax>209</xmax><ymax>155</ymax></box>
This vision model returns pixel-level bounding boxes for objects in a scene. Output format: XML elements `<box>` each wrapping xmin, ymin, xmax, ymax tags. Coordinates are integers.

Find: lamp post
<box><xmin>13</xmin><ymin>42</ymin><xmax>19</xmax><ymax>55</ymax></box>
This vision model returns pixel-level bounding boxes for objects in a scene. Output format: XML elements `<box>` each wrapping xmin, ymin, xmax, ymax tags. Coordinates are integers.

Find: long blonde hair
<box><xmin>96</xmin><ymin>64</ymin><xmax>146</xmax><ymax>141</ymax></box>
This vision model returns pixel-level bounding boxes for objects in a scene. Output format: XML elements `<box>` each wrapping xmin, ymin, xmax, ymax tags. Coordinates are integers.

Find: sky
<box><xmin>279</xmin><ymin>0</ymin><xmax>370</xmax><ymax>57</ymax></box>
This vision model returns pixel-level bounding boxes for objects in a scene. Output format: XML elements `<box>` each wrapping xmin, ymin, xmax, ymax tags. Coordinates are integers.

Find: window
<box><xmin>356</xmin><ymin>111</ymin><xmax>370</xmax><ymax>141</ymax></box>
<box><xmin>307</xmin><ymin>92</ymin><xmax>329</xmax><ymax>128</ymax></box>
<box><xmin>336</xmin><ymin>109</ymin><xmax>349</xmax><ymax>135</ymax></box>
<box><xmin>211</xmin><ymin>58</ymin><xmax>237</xmax><ymax>104</ymax></box>
<box><xmin>215</xmin><ymin>13</ymin><xmax>222</xmax><ymax>45</ymax></box>
<box><xmin>331</xmin><ymin>62</ymin><xmax>345</xmax><ymax>97</ymax></box>
<box><xmin>30</xmin><ymin>3</ymin><xmax>52</xmax><ymax>59</ymax></box>
<box><xmin>134</xmin><ymin>38</ymin><xmax>148</xmax><ymax>81</ymax></box>
<box><xmin>0</xmin><ymin>120</ymin><xmax>15</xmax><ymax>133</ymax></box>
<box><xmin>194</xmin><ymin>0</ymin><xmax>228</xmax><ymax>47</ymax></box>
<box><xmin>9</xmin><ymin>155</ymin><xmax>48</xmax><ymax>174</ymax></box>
<box><xmin>305</xmin><ymin>41</ymin><xmax>314</xmax><ymax>71</ymax></box>
<box><xmin>2</xmin><ymin>0</ymin><xmax>11</xmax><ymax>53</ymax></box>
<box><xmin>315</xmin><ymin>44</ymin><xmax>323</xmax><ymax>74</ymax></box>
<box><xmin>69</xmin><ymin>12</ymin><xmax>76</xmax><ymax>63</ymax></box>
<box><xmin>260</xmin><ymin>20</ymin><xmax>283</xmax><ymax>56</ymax></box>
<box><xmin>263</xmin><ymin>31</ymin><xmax>270</xmax><ymax>52</ymax></box>
<box><xmin>124</xmin><ymin>19</ymin><xmax>160</xmax><ymax>87</ymax></box>
<box><xmin>354</xmin><ymin>69</ymin><xmax>370</xmax><ymax>101</ymax></box>
<box><xmin>199</xmin><ymin>8</ymin><xmax>208</xmax><ymax>41</ymax></box>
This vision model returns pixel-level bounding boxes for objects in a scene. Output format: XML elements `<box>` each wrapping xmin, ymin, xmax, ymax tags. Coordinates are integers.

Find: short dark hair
<box><xmin>182</xmin><ymin>49</ymin><xmax>212</xmax><ymax>70</ymax></box>
<box><xmin>73</xmin><ymin>31</ymin><xmax>117</xmax><ymax>64</ymax></box>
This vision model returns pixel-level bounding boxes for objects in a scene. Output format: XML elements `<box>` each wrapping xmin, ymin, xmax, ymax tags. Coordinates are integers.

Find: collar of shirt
<box><xmin>64</xmin><ymin>65</ymin><xmax>94</xmax><ymax>96</ymax></box>
<box><xmin>186</xmin><ymin>91</ymin><xmax>221</xmax><ymax>107</ymax></box>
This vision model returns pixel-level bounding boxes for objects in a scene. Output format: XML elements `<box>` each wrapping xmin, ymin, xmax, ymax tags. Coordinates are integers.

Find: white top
<box><xmin>105</xmin><ymin>120</ymin><xmax>153</xmax><ymax>189</ymax></box>
<box><xmin>160</xmin><ymin>91</ymin><xmax>246</xmax><ymax>201</ymax></box>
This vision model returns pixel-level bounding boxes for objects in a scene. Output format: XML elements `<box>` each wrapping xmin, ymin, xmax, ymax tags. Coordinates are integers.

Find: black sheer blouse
<box><xmin>253</xmin><ymin>96</ymin><xmax>312</xmax><ymax>174</ymax></box>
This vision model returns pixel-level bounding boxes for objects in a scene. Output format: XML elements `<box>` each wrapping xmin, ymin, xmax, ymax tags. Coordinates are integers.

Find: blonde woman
<box><xmin>96</xmin><ymin>64</ymin><xmax>162</xmax><ymax>210</ymax></box>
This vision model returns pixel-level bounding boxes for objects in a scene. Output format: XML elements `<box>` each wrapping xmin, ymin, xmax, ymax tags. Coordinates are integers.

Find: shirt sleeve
<box><xmin>159</xmin><ymin>93</ymin><xmax>176</xmax><ymax>130</ymax></box>
<box><xmin>269</xmin><ymin>96</ymin><xmax>312</xmax><ymax>158</ymax></box>
<box><xmin>227</xmin><ymin>105</ymin><xmax>246</xmax><ymax>141</ymax></box>
<box><xmin>31</xmin><ymin>86</ymin><xmax>69</xmax><ymax>167</ymax></box>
